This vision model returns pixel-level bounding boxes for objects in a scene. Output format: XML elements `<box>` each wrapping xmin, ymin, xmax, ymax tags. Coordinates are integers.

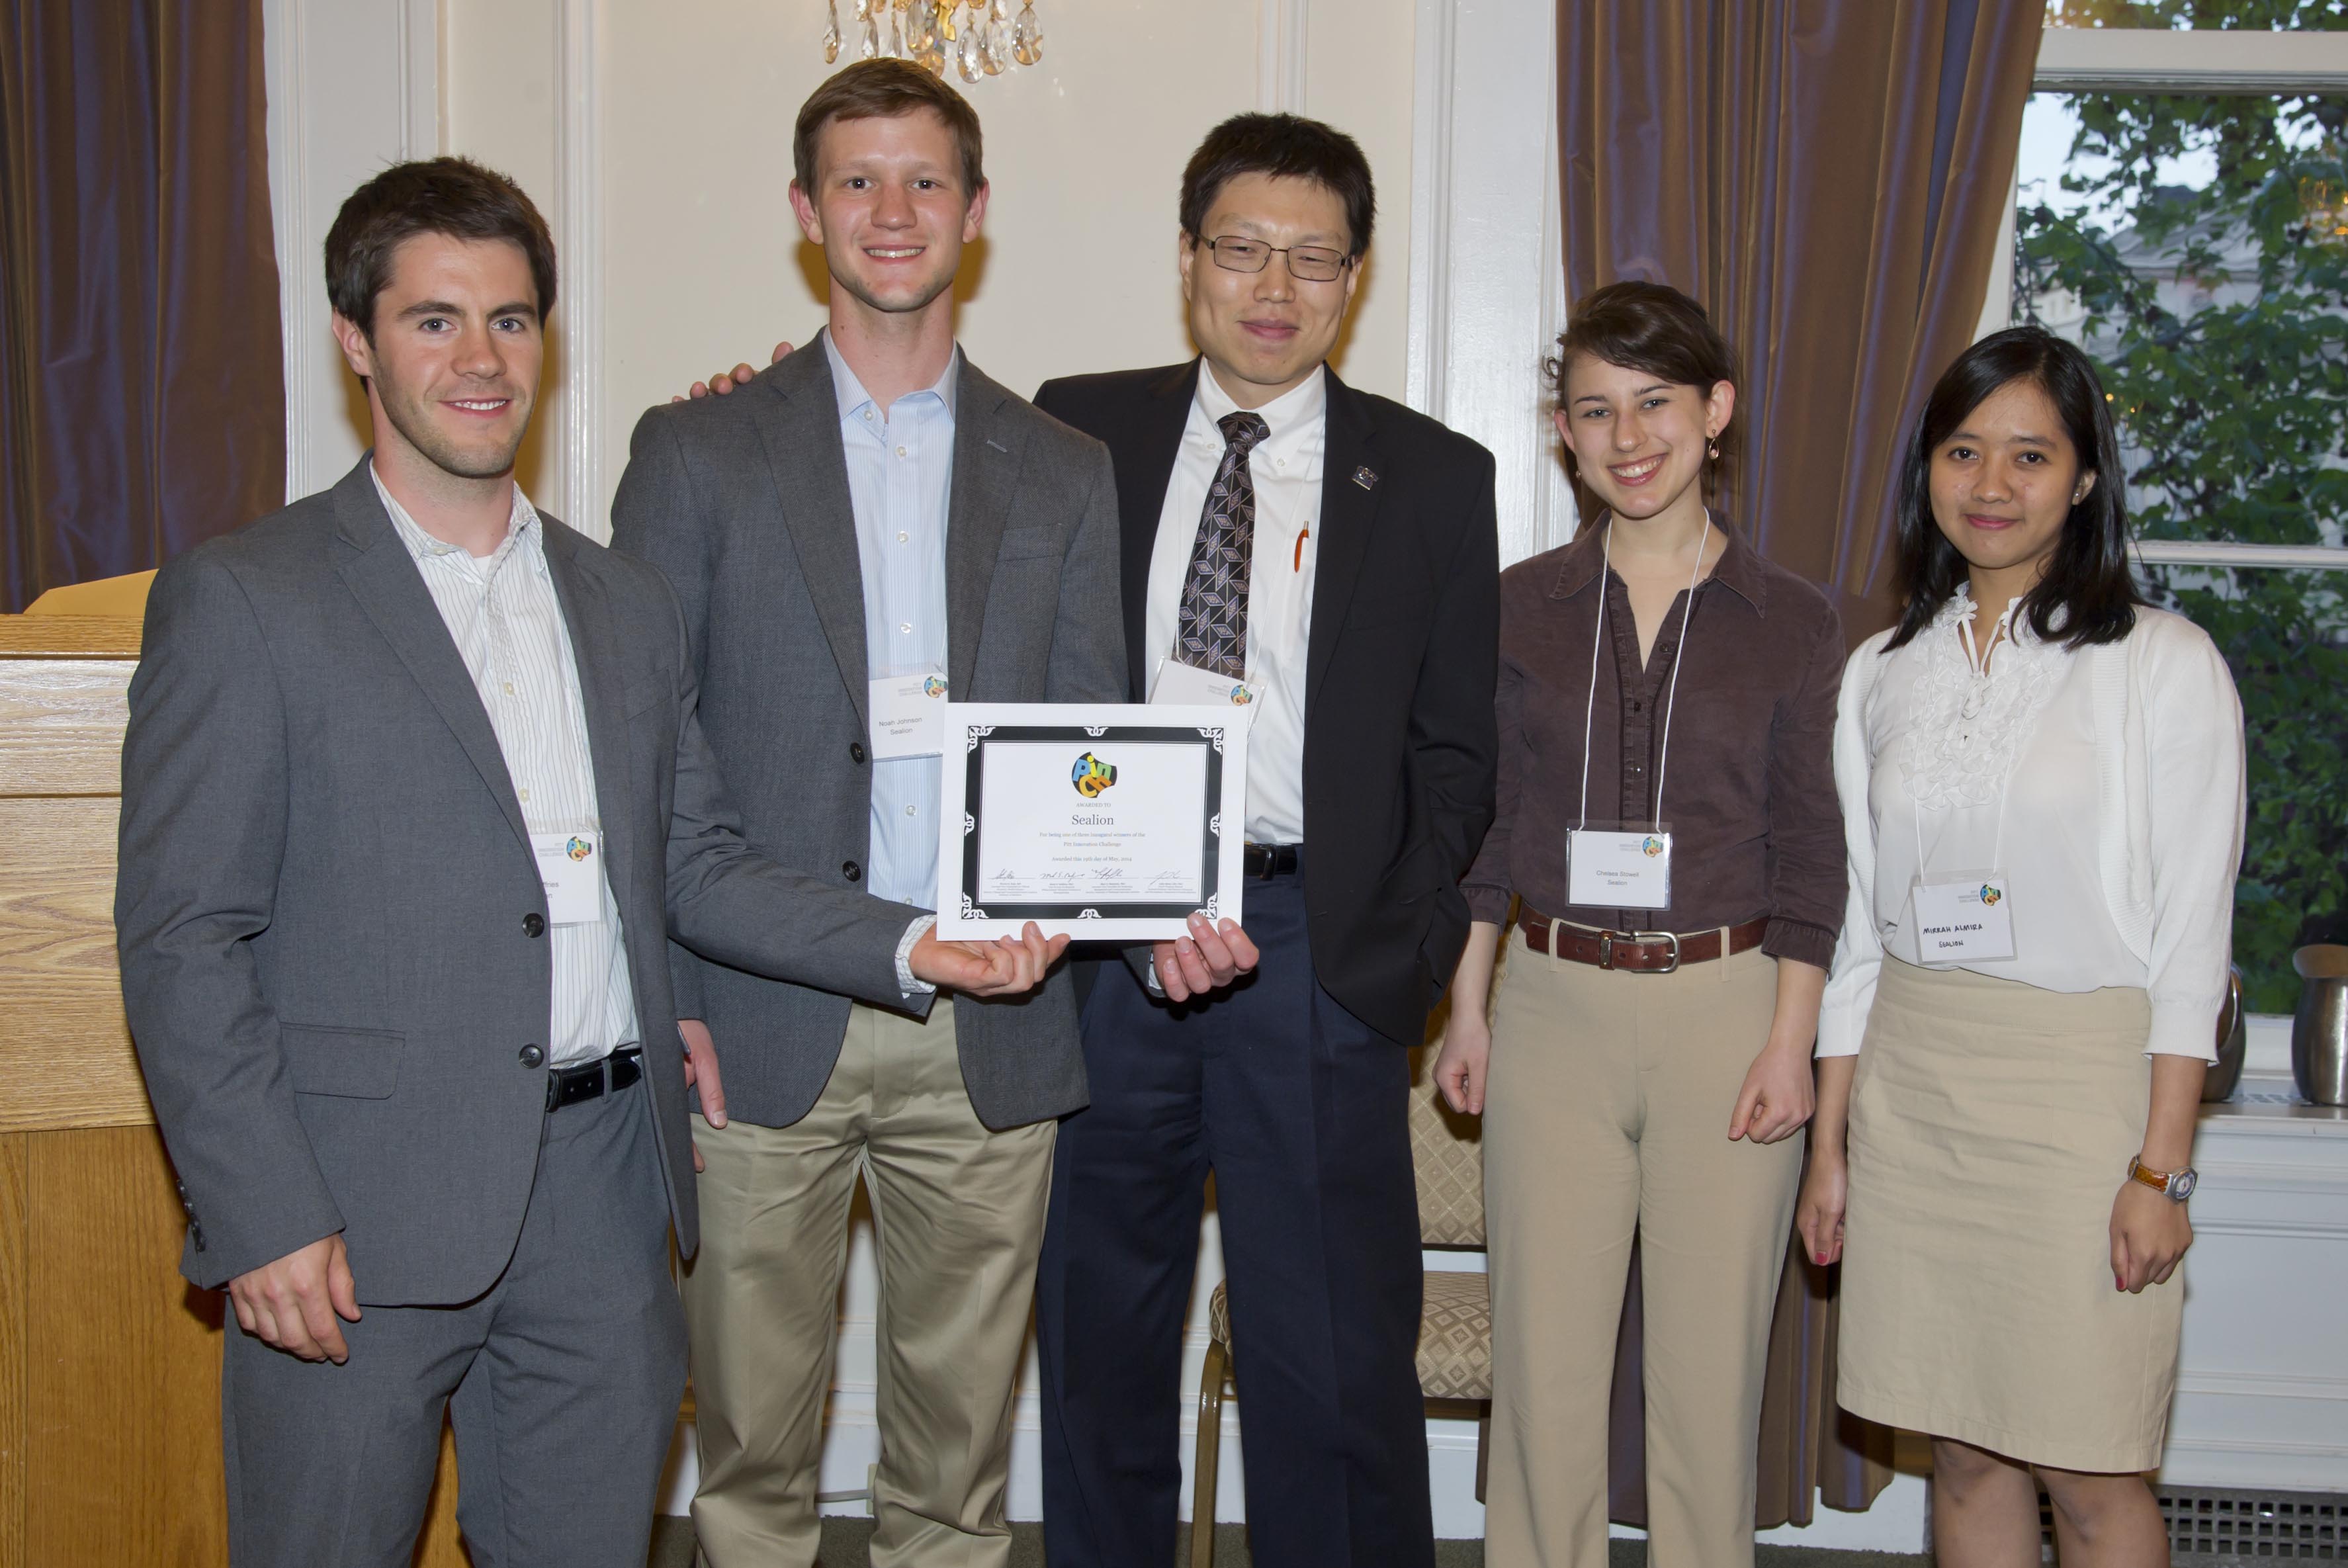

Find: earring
<box><xmin>1707</xmin><ymin>440</ymin><xmax>1720</xmax><ymax>461</ymax></box>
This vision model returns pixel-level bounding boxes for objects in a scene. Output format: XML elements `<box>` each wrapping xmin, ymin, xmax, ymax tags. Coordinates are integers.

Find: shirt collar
<box><xmin>371</xmin><ymin>462</ymin><xmax>539</xmax><ymax>568</ymax></box>
<box><xmin>822</xmin><ymin>329</ymin><xmax>959</xmax><ymax>426</ymax></box>
<box><xmin>1547</xmin><ymin>512</ymin><xmax>1770</xmax><ymax>616</ymax></box>
<box><xmin>1193</xmin><ymin>359</ymin><xmax>1326</xmax><ymax>441</ymax></box>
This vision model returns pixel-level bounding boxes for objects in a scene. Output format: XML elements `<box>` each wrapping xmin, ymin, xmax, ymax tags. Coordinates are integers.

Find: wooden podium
<box><xmin>0</xmin><ymin>614</ymin><xmax>468</xmax><ymax>1567</ymax></box>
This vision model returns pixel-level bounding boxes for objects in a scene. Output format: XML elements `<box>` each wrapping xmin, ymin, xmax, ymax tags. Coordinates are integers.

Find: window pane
<box><xmin>2048</xmin><ymin>2</ymin><xmax>2348</xmax><ymax>30</ymax></box>
<box><xmin>2014</xmin><ymin>87</ymin><xmax>2347</xmax><ymax>549</ymax></box>
<box><xmin>2140</xmin><ymin>562</ymin><xmax>2348</xmax><ymax>1013</ymax></box>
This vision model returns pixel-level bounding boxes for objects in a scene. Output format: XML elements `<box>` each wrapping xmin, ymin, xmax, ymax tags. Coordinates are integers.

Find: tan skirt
<box><xmin>1838</xmin><ymin>957</ymin><xmax>2179</xmax><ymax>1473</ymax></box>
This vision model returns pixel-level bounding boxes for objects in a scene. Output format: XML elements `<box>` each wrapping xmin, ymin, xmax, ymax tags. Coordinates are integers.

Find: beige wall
<box><xmin>443</xmin><ymin>0</ymin><xmax>1416</xmax><ymax>536</ymax></box>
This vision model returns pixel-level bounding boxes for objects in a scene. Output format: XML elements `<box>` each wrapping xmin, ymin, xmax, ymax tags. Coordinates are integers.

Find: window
<box><xmin>2001</xmin><ymin>3</ymin><xmax>2348</xmax><ymax>1013</ymax></box>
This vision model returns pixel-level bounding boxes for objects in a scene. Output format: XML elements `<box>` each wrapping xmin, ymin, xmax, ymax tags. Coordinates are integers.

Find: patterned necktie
<box><xmin>1176</xmin><ymin>411</ymin><xmax>1272</xmax><ymax>680</ymax></box>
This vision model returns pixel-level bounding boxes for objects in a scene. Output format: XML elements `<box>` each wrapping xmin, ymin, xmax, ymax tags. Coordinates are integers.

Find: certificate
<box><xmin>935</xmin><ymin>702</ymin><xmax>1249</xmax><ymax>939</ymax></box>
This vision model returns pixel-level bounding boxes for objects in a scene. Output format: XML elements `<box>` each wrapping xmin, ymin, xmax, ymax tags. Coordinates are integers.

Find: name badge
<box><xmin>1567</xmin><ymin>828</ymin><xmax>1673</xmax><ymax>911</ymax></box>
<box><xmin>1149</xmin><ymin>658</ymin><xmax>1257</xmax><ymax>711</ymax></box>
<box><xmin>870</xmin><ymin>670</ymin><xmax>950</xmax><ymax>760</ymax></box>
<box><xmin>1910</xmin><ymin>871</ymin><xmax>2016</xmax><ymax>963</ymax></box>
<box><xmin>531</xmin><ymin>831</ymin><xmax>605</xmax><ymax>926</ymax></box>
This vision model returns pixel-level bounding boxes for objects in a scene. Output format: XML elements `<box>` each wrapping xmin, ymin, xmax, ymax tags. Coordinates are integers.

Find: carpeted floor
<box><xmin>647</xmin><ymin>1515</ymin><xmax>1932</xmax><ymax>1565</ymax></box>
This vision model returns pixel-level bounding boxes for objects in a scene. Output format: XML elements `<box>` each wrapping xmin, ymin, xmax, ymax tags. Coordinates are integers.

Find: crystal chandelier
<box><xmin>824</xmin><ymin>0</ymin><xmax>1044</xmax><ymax>81</ymax></box>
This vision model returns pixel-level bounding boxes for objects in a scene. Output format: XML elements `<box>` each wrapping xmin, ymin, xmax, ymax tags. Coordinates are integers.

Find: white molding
<box><xmin>1402</xmin><ymin>0</ymin><xmax>1455</xmax><ymax>420</ymax></box>
<box><xmin>2133</xmin><ymin>539</ymin><xmax>2348</xmax><ymax>571</ymax></box>
<box><xmin>2036</xmin><ymin>26</ymin><xmax>2348</xmax><ymax>93</ymax></box>
<box><xmin>400</xmin><ymin>0</ymin><xmax>443</xmax><ymax>157</ymax></box>
<box><xmin>1256</xmin><ymin>0</ymin><xmax>1309</xmax><ymax>113</ymax></box>
<box><xmin>2177</xmin><ymin>1369</ymin><xmax>2348</xmax><ymax>1403</ymax></box>
<box><xmin>558</xmin><ymin>0</ymin><xmax>605</xmax><ymax>533</ymax></box>
<box><xmin>264</xmin><ymin>0</ymin><xmax>314</xmax><ymax>503</ymax></box>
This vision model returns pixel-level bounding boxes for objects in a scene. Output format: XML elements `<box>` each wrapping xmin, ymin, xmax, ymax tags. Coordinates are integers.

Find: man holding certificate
<box><xmin>1030</xmin><ymin>115</ymin><xmax>1500</xmax><ymax>1568</ymax></box>
<box><xmin>609</xmin><ymin>62</ymin><xmax>1123</xmax><ymax>1568</ymax></box>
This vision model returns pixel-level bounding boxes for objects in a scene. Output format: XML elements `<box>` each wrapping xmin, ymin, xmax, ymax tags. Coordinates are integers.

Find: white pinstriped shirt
<box><xmin>372</xmin><ymin>468</ymin><xmax>639</xmax><ymax>1068</ymax></box>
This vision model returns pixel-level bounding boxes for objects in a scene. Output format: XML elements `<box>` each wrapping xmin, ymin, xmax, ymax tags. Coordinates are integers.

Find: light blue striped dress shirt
<box><xmin>824</xmin><ymin>332</ymin><xmax>956</xmax><ymax>911</ymax></box>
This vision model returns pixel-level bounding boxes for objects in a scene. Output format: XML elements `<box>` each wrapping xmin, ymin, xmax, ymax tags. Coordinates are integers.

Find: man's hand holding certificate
<box><xmin>935</xmin><ymin>703</ymin><xmax>1251</xmax><ymax>941</ymax></box>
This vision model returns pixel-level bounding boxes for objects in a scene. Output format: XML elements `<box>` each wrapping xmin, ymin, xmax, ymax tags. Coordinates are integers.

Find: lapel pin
<box><xmin>1353</xmin><ymin>466</ymin><xmax>1379</xmax><ymax>490</ymax></box>
<box><xmin>986</xmin><ymin>437</ymin><xmax>1010</xmax><ymax>453</ymax></box>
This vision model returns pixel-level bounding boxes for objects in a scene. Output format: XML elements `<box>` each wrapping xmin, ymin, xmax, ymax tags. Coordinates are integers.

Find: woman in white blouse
<box><xmin>1797</xmin><ymin>326</ymin><xmax>2243</xmax><ymax>1567</ymax></box>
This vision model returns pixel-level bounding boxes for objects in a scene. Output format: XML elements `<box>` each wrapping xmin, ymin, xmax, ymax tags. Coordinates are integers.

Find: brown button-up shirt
<box><xmin>1461</xmin><ymin>521</ymin><xmax>1847</xmax><ymax>969</ymax></box>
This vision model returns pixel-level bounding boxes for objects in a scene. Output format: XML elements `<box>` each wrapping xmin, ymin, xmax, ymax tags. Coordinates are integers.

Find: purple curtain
<box><xmin>1557</xmin><ymin>0</ymin><xmax>2046</xmax><ymax>1526</ymax></box>
<box><xmin>0</xmin><ymin>0</ymin><xmax>284</xmax><ymax>612</ymax></box>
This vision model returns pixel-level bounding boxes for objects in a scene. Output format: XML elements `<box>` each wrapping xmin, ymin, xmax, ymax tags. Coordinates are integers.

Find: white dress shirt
<box><xmin>1819</xmin><ymin>595</ymin><xmax>2245</xmax><ymax>1061</ymax></box>
<box><xmin>372</xmin><ymin>468</ymin><xmax>638</xmax><ymax>1068</ymax></box>
<box><xmin>1146</xmin><ymin>363</ymin><xmax>1323</xmax><ymax>843</ymax></box>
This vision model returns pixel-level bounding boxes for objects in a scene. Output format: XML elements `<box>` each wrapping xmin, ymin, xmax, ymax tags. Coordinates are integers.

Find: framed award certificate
<box><xmin>934</xmin><ymin>703</ymin><xmax>1250</xmax><ymax>939</ymax></box>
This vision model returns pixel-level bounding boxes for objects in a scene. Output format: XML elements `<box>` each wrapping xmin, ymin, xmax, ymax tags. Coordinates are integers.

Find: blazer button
<box><xmin>843</xmin><ymin>860</ymin><xmax>862</xmax><ymax>883</ymax></box>
<box><xmin>519</xmin><ymin>1043</ymin><xmax>545</xmax><ymax>1068</ymax></box>
<box><xmin>849</xmin><ymin>740</ymin><xmax>867</xmax><ymax>764</ymax></box>
<box><xmin>523</xmin><ymin>913</ymin><xmax>546</xmax><ymax>938</ymax></box>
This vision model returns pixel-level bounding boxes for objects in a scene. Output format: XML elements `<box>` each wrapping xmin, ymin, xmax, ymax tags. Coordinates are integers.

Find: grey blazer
<box><xmin>114</xmin><ymin>460</ymin><xmax>924</xmax><ymax>1304</ymax></box>
<box><xmin>610</xmin><ymin>341</ymin><xmax>1127</xmax><ymax>1131</ymax></box>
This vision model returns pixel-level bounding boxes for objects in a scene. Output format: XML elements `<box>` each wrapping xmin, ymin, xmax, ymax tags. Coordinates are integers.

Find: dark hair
<box><xmin>1179</xmin><ymin>113</ymin><xmax>1375</xmax><ymax>258</ymax></box>
<box><xmin>793</xmin><ymin>60</ymin><xmax>985</xmax><ymax>201</ymax></box>
<box><xmin>324</xmin><ymin>157</ymin><xmax>557</xmax><ymax>336</ymax></box>
<box><xmin>1545</xmin><ymin>280</ymin><xmax>1740</xmax><ymax>492</ymax></box>
<box><xmin>1886</xmin><ymin>325</ymin><xmax>2140</xmax><ymax>652</ymax></box>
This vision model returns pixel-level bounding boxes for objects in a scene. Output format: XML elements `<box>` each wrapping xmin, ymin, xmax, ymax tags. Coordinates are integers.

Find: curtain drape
<box><xmin>0</xmin><ymin>0</ymin><xmax>284</xmax><ymax>613</ymax></box>
<box><xmin>1557</xmin><ymin>0</ymin><xmax>2044</xmax><ymax>1526</ymax></box>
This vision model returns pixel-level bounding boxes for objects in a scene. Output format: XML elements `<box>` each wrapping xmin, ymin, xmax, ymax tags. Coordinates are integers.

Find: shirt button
<box><xmin>899</xmin><ymin>623</ymin><xmax>912</xmax><ymax>635</ymax></box>
<box><xmin>503</xmin><ymin>681</ymin><xmax>515</xmax><ymax>695</ymax></box>
<box><xmin>897</xmin><ymin>531</ymin><xmax>908</xmax><ymax>543</ymax></box>
<box><xmin>896</xmin><ymin>446</ymin><xmax>908</xmax><ymax>458</ymax></box>
<box><xmin>904</xmin><ymin>805</ymin><xmax>917</xmax><ymax>816</ymax></box>
<box><xmin>519</xmin><ymin>788</ymin><xmax>531</xmax><ymax>803</ymax></box>
<box><xmin>519</xmin><ymin>1043</ymin><xmax>545</xmax><ymax>1068</ymax></box>
<box><xmin>863</xmin><ymin>410</ymin><xmax>875</xmax><ymax>421</ymax></box>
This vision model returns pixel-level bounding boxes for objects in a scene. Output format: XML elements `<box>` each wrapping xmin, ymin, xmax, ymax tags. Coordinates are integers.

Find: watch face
<box><xmin>2171</xmin><ymin>1168</ymin><xmax>2198</xmax><ymax>1200</ymax></box>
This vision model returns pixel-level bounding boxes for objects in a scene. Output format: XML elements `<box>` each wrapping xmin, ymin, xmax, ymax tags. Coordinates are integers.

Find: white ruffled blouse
<box><xmin>1819</xmin><ymin>594</ymin><xmax>2245</xmax><ymax>1061</ymax></box>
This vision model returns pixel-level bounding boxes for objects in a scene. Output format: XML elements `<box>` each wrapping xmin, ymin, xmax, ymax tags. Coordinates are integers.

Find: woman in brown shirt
<box><xmin>1432</xmin><ymin>281</ymin><xmax>1845</xmax><ymax>1568</ymax></box>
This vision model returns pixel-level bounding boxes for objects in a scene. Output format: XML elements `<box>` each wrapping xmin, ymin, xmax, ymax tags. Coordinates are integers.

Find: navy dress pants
<box><xmin>1037</xmin><ymin>865</ymin><xmax>1435</xmax><ymax>1568</ymax></box>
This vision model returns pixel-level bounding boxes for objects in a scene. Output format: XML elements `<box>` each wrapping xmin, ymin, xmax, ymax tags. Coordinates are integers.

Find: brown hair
<box><xmin>793</xmin><ymin>60</ymin><xmax>985</xmax><ymax>200</ymax></box>
<box><xmin>1179</xmin><ymin>112</ymin><xmax>1375</xmax><ymax>258</ymax></box>
<box><xmin>1546</xmin><ymin>279</ymin><xmax>1739</xmax><ymax>490</ymax></box>
<box><xmin>324</xmin><ymin>157</ymin><xmax>557</xmax><ymax>337</ymax></box>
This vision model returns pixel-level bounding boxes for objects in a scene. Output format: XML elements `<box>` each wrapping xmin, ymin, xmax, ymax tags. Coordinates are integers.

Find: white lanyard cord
<box><xmin>1575</xmin><ymin>514</ymin><xmax>1711</xmax><ymax>835</ymax></box>
<box><xmin>1911</xmin><ymin>603</ymin><xmax>2015</xmax><ymax>875</ymax></box>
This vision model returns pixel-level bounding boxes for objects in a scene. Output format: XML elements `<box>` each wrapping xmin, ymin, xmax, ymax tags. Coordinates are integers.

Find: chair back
<box><xmin>1408</xmin><ymin>1043</ymin><xmax>1485</xmax><ymax>1246</ymax></box>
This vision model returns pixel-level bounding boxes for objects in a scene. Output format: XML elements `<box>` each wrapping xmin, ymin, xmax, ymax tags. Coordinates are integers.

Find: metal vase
<box><xmin>2204</xmin><ymin>965</ymin><xmax>2247</xmax><ymax>1102</ymax></box>
<box><xmin>2290</xmin><ymin>944</ymin><xmax>2348</xmax><ymax>1106</ymax></box>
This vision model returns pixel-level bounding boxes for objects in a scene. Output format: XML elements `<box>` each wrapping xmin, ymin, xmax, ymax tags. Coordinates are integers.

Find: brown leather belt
<box><xmin>1516</xmin><ymin>910</ymin><xmax>1769</xmax><ymax>973</ymax></box>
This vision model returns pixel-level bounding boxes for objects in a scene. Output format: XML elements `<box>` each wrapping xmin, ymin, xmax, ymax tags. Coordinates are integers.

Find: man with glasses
<box><xmin>1029</xmin><ymin>114</ymin><xmax>1499</xmax><ymax>1568</ymax></box>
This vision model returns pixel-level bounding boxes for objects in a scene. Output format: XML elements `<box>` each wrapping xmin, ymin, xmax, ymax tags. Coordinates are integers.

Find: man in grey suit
<box><xmin>114</xmin><ymin>157</ymin><xmax>1061</xmax><ymax>1568</ymax></box>
<box><xmin>607</xmin><ymin>62</ymin><xmax>1126</xmax><ymax>1568</ymax></box>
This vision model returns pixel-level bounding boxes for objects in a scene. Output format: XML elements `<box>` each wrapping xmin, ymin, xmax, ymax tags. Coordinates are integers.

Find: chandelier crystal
<box><xmin>835</xmin><ymin>0</ymin><xmax>1041</xmax><ymax>79</ymax></box>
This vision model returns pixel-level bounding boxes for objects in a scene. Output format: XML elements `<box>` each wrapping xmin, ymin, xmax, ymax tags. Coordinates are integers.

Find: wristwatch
<box><xmin>2128</xmin><ymin>1154</ymin><xmax>2198</xmax><ymax>1202</ymax></box>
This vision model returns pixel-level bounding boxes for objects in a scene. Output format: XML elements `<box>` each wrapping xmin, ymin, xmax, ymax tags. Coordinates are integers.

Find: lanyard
<box><xmin>1911</xmin><ymin>601</ymin><xmax>2016</xmax><ymax>875</ymax></box>
<box><xmin>1575</xmin><ymin>515</ymin><xmax>1710</xmax><ymax>834</ymax></box>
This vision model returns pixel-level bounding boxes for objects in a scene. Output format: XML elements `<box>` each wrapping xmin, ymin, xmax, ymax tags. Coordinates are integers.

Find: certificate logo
<box><xmin>922</xmin><ymin>675</ymin><xmax>947</xmax><ymax>698</ymax></box>
<box><xmin>1641</xmin><ymin>836</ymin><xmax>1665</xmax><ymax>857</ymax></box>
<box><xmin>1979</xmin><ymin>883</ymin><xmax>2003</xmax><ymax>906</ymax></box>
<box><xmin>1071</xmin><ymin>752</ymin><xmax>1119</xmax><ymax>799</ymax></box>
<box><xmin>565</xmin><ymin>836</ymin><xmax>593</xmax><ymax>862</ymax></box>
<box><xmin>1229</xmin><ymin>683</ymin><xmax>1253</xmax><ymax>706</ymax></box>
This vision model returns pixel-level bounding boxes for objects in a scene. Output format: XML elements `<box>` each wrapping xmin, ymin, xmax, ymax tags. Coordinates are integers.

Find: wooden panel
<box><xmin>0</xmin><ymin>659</ymin><xmax>133</xmax><ymax>796</ymax></box>
<box><xmin>0</xmin><ymin>617</ymin><xmax>142</xmax><ymax>658</ymax></box>
<box><xmin>1</xmin><ymin>1133</ymin><xmax>26</xmax><ymax>1568</ymax></box>
<box><xmin>24</xmin><ymin>1126</ymin><xmax>228</xmax><ymax>1567</ymax></box>
<box><xmin>0</xmin><ymin>798</ymin><xmax>147</xmax><ymax>1131</ymax></box>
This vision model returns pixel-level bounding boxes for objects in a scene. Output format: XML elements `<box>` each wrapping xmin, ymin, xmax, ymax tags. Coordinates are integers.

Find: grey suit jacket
<box><xmin>610</xmin><ymin>341</ymin><xmax>1126</xmax><ymax>1131</ymax></box>
<box><xmin>115</xmin><ymin>460</ymin><xmax>924</xmax><ymax>1303</ymax></box>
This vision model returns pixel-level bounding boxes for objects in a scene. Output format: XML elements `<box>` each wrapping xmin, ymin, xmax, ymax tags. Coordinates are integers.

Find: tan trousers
<box><xmin>682</xmin><ymin>1002</ymin><xmax>1055</xmax><ymax>1568</ymax></box>
<box><xmin>1482</xmin><ymin>927</ymin><xmax>1804</xmax><ymax>1568</ymax></box>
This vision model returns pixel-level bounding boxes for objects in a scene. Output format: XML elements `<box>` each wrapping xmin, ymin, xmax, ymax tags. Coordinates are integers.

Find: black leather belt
<box><xmin>1242</xmin><ymin>842</ymin><xmax>1301</xmax><ymax>879</ymax></box>
<box><xmin>547</xmin><ymin>1047</ymin><xmax>644</xmax><ymax>1112</ymax></box>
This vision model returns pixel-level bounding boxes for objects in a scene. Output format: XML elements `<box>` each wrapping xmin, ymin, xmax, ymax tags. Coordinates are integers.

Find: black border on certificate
<box><xmin>934</xmin><ymin>702</ymin><xmax>1251</xmax><ymax>939</ymax></box>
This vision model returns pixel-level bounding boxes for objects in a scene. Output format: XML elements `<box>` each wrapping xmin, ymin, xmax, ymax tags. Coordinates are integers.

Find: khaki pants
<box><xmin>682</xmin><ymin>1002</ymin><xmax>1055</xmax><ymax>1568</ymax></box>
<box><xmin>1482</xmin><ymin>928</ymin><xmax>1803</xmax><ymax>1568</ymax></box>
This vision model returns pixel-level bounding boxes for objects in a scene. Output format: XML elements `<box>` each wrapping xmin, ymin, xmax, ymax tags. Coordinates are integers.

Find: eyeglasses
<box><xmin>1198</xmin><ymin>235</ymin><xmax>1353</xmax><ymax>283</ymax></box>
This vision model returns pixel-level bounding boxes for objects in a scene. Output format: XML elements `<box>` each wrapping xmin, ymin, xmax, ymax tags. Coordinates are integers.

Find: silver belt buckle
<box><xmin>1630</xmin><ymin>930</ymin><xmax>1681</xmax><ymax>974</ymax></box>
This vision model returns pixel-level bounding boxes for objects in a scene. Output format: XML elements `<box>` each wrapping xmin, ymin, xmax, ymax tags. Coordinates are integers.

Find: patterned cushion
<box><xmin>1414</xmin><ymin>1269</ymin><xmax>1493</xmax><ymax>1401</ymax></box>
<box><xmin>1410</xmin><ymin>1044</ymin><xmax>1485</xmax><ymax>1246</ymax></box>
<box><xmin>1203</xmin><ymin>1270</ymin><xmax>1492</xmax><ymax>1403</ymax></box>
